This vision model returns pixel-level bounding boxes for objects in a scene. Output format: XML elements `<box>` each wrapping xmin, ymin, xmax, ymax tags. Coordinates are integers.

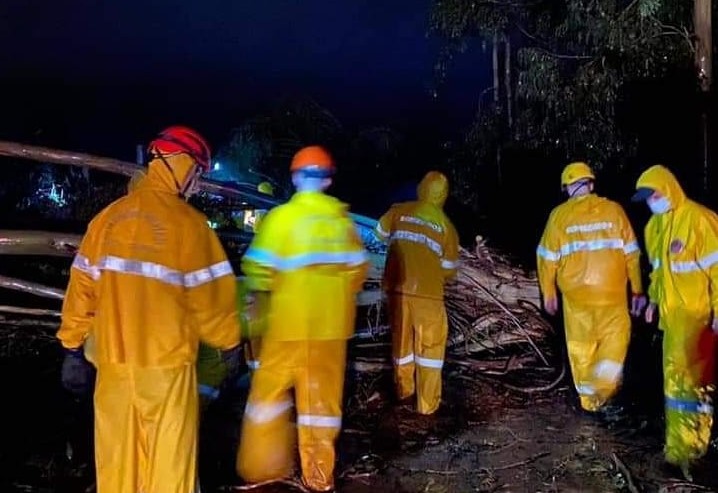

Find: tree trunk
<box><xmin>694</xmin><ymin>0</ymin><xmax>712</xmax><ymax>192</ymax></box>
<box><xmin>0</xmin><ymin>230</ymin><xmax>81</xmax><ymax>256</ymax></box>
<box><xmin>493</xmin><ymin>32</ymin><xmax>502</xmax><ymax>185</ymax></box>
<box><xmin>0</xmin><ymin>140</ymin><xmax>278</xmax><ymax>208</ymax></box>
<box><xmin>504</xmin><ymin>34</ymin><xmax>513</xmax><ymax>133</ymax></box>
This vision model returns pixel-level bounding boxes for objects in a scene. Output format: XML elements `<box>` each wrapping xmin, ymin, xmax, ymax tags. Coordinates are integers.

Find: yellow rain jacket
<box><xmin>58</xmin><ymin>153</ymin><xmax>241</xmax><ymax>493</ymax></box>
<box><xmin>537</xmin><ymin>194</ymin><xmax>642</xmax><ymax>304</ymax></box>
<box><xmin>536</xmin><ymin>192</ymin><xmax>642</xmax><ymax>412</ymax></box>
<box><xmin>241</xmin><ymin>190</ymin><xmax>369</xmax><ymax>340</ymax></box>
<box><xmin>375</xmin><ymin>171</ymin><xmax>459</xmax><ymax>415</ymax></box>
<box><xmin>237</xmin><ymin>189</ymin><xmax>369</xmax><ymax>492</ymax></box>
<box><xmin>376</xmin><ymin>171</ymin><xmax>460</xmax><ymax>299</ymax></box>
<box><xmin>637</xmin><ymin>164</ymin><xmax>718</xmax><ymax>465</ymax></box>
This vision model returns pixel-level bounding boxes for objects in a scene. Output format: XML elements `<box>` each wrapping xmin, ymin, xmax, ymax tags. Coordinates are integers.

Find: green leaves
<box><xmin>429</xmin><ymin>0</ymin><xmax>695</xmax><ymax>179</ymax></box>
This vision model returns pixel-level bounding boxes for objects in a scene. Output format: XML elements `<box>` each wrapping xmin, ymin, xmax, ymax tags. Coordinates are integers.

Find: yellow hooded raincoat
<box><xmin>637</xmin><ymin>164</ymin><xmax>718</xmax><ymax>466</ymax></box>
<box><xmin>235</xmin><ymin>190</ymin><xmax>369</xmax><ymax>492</ymax></box>
<box><xmin>58</xmin><ymin>154</ymin><xmax>241</xmax><ymax>493</ymax></box>
<box><xmin>375</xmin><ymin>171</ymin><xmax>459</xmax><ymax>415</ymax></box>
<box><xmin>536</xmin><ymin>191</ymin><xmax>642</xmax><ymax>412</ymax></box>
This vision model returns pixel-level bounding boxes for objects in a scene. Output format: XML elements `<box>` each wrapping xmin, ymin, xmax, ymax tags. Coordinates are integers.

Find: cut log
<box><xmin>0</xmin><ymin>230</ymin><xmax>81</xmax><ymax>256</ymax></box>
<box><xmin>0</xmin><ymin>275</ymin><xmax>65</xmax><ymax>300</ymax></box>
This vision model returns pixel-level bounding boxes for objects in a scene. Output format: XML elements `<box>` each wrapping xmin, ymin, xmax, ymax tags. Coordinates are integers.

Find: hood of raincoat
<box><xmin>138</xmin><ymin>153</ymin><xmax>199</xmax><ymax>195</ymax></box>
<box><xmin>417</xmin><ymin>171</ymin><xmax>449</xmax><ymax>208</ymax></box>
<box><xmin>635</xmin><ymin>165</ymin><xmax>687</xmax><ymax>209</ymax></box>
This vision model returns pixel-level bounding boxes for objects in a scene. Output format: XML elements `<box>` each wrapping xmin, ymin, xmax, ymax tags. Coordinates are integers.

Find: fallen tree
<box><xmin>0</xmin><ymin>140</ymin><xmax>556</xmax><ymax>388</ymax></box>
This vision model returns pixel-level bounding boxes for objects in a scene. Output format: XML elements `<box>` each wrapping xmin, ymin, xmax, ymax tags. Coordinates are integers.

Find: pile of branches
<box><xmin>359</xmin><ymin>235</ymin><xmax>553</xmax><ymax>359</ymax></box>
<box><xmin>445</xmin><ymin>235</ymin><xmax>552</xmax><ymax>362</ymax></box>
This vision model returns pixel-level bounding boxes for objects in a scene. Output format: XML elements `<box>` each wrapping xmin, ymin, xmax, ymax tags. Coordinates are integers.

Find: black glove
<box><xmin>61</xmin><ymin>348</ymin><xmax>95</xmax><ymax>396</ymax></box>
<box><xmin>221</xmin><ymin>344</ymin><xmax>245</xmax><ymax>380</ymax></box>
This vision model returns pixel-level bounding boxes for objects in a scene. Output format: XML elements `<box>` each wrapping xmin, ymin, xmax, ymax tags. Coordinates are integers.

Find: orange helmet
<box><xmin>148</xmin><ymin>125</ymin><xmax>212</xmax><ymax>172</ymax></box>
<box><xmin>290</xmin><ymin>145</ymin><xmax>335</xmax><ymax>177</ymax></box>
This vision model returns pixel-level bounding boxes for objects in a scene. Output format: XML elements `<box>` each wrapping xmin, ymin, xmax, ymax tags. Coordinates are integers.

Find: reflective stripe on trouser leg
<box><xmin>413</xmin><ymin>297</ymin><xmax>448</xmax><ymax>415</ymax></box>
<box><xmin>236</xmin><ymin>352</ymin><xmax>296</xmax><ymax>484</ymax></box>
<box><xmin>390</xmin><ymin>293</ymin><xmax>415</xmax><ymax>400</ymax></box>
<box><xmin>590</xmin><ymin>303</ymin><xmax>630</xmax><ymax>408</ymax></box>
<box><xmin>663</xmin><ymin>316</ymin><xmax>716</xmax><ymax>464</ymax></box>
<box><xmin>244</xmin><ymin>338</ymin><xmax>262</xmax><ymax>372</ymax></box>
<box><xmin>295</xmin><ymin>340</ymin><xmax>347</xmax><ymax>492</ymax></box>
<box><xmin>563</xmin><ymin>297</ymin><xmax>601</xmax><ymax>412</ymax></box>
<box><xmin>94</xmin><ymin>363</ymin><xmax>199</xmax><ymax>493</ymax></box>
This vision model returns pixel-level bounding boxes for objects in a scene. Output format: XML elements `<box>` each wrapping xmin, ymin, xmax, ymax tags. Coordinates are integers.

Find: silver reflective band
<box><xmin>394</xmin><ymin>353</ymin><xmax>415</xmax><ymax>366</ymax></box>
<box><xmin>623</xmin><ymin>241</ymin><xmax>639</xmax><ymax>254</ymax></box>
<box><xmin>245</xmin><ymin>401</ymin><xmax>294</xmax><ymax>423</ymax></box>
<box><xmin>244</xmin><ymin>247</ymin><xmax>368</xmax><ymax>271</ymax></box>
<box><xmin>375</xmin><ymin>224</ymin><xmax>390</xmax><ymax>238</ymax></box>
<box><xmin>536</xmin><ymin>245</ymin><xmax>560</xmax><ymax>261</ymax></box>
<box><xmin>71</xmin><ymin>254</ymin><xmax>234</xmax><ymax>288</ymax></box>
<box><xmin>565</xmin><ymin>222</ymin><xmax>613</xmax><ymax>234</ymax></box>
<box><xmin>576</xmin><ymin>384</ymin><xmax>595</xmax><ymax>396</ymax></box>
<box><xmin>441</xmin><ymin>259</ymin><xmax>458</xmax><ymax>269</ymax></box>
<box><xmin>594</xmin><ymin>359</ymin><xmax>623</xmax><ymax>383</ymax></box>
<box><xmin>297</xmin><ymin>414</ymin><xmax>342</xmax><ymax>428</ymax></box>
<box><xmin>247</xmin><ymin>360</ymin><xmax>260</xmax><ymax>370</ymax></box>
<box><xmin>390</xmin><ymin>230</ymin><xmax>443</xmax><ymax>256</ymax></box>
<box><xmin>415</xmin><ymin>355</ymin><xmax>444</xmax><ymax>369</ymax></box>
<box><xmin>399</xmin><ymin>215</ymin><xmax>443</xmax><ymax>233</ymax></box>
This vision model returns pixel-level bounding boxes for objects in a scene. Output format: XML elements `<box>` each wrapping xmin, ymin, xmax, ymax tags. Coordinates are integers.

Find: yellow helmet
<box><xmin>560</xmin><ymin>162</ymin><xmax>595</xmax><ymax>187</ymax></box>
<box><xmin>257</xmin><ymin>181</ymin><xmax>274</xmax><ymax>196</ymax></box>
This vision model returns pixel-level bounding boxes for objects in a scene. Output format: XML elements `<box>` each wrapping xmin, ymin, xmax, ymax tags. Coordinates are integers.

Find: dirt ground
<box><xmin>1</xmin><ymin>322</ymin><xmax>717</xmax><ymax>493</ymax></box>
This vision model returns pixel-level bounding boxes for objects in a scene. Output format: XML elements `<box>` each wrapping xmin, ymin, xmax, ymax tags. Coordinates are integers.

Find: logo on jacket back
<box><xmin>669</xmin><ymin>239</ymin><xmax>684</xmax><ymax>254</ymax></box>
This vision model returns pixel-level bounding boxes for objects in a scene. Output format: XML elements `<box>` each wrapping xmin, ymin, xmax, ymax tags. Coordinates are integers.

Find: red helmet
<box><xmin>148</xmin><ymin>125</ymin><xmax>211</xmax><ymax>172</ymax></box>
<box><xmin>290</xmin><ymin>145</ymin><xmax>335</xmax><ymax>176</ymax></box>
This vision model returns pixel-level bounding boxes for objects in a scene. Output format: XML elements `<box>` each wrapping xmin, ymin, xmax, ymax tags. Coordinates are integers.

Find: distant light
<box><xmin>213</xmin><ymin>162</ymin><xmax>221</xmax><ymax>171</ymax></box>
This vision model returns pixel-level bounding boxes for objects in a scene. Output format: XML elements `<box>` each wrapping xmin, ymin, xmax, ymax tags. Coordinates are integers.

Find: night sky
<box><xmin>0</xmin><ymin>0</ymin><xmax>490</xmax><ymax>161</ymax></box>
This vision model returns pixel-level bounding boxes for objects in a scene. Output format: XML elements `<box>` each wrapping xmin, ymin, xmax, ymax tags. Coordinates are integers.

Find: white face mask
<box><xmin>648</xmin><ymin>196</ymin><xmax>671</xmax><ymax>214</ymax></box>
<box><xmin>566</xmin><ymin>180</ymin><xmax>591</xmax><ymax>197</ymax></box>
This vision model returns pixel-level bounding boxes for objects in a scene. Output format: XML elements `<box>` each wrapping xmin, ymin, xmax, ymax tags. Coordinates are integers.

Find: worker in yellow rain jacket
<box><xmin>374</xmin><ymin>171</ymin><xmax>460</xmax><ymax>415</ymax></box>
<box><xmin>194</xmin><ymin>179</ymin><xmax>276</xmax><ymax>409</ymax></box>
<box><xmin>536</xmin><ymin>162</ymin><xmax>645</xmax><ymax>416</ymax></box>
<box><xmin>57</xmin><ymin>125</ymin><xmax>243</xmax><ymax>493</ymax></box>
<box><xmin>236</xmin><ymin>145</ymin><xmax>369</xmax><ymax>492</ymax></box>
<box><xmin>632</xmin><ymin>164</ymin><xmax>718</xmax><ymax>477</ymax></box>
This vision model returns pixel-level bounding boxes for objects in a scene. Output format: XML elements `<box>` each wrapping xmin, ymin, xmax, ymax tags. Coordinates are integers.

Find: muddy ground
<box><xmin>1</xmin><ymin>320</ymin><xmax>717</xmax><ymax>493</ymax></box>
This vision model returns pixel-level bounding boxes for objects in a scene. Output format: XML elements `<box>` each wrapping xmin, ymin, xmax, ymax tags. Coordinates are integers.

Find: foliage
<box><xmin>214</xmin><ymin>96</ymin><xmax>345</xmax><ymax>198</ymax></box>
<box><xmin>429</xmin><ymin>0</ymin><xmax>697</xmax><ymax>183</ymax></box>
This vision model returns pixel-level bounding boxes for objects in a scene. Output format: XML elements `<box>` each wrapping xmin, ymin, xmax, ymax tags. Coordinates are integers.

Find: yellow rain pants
<box><xmin>237</xmin><ymin>340</ymin><xmax>347</xmax><ymax>492</ymax></box>
<box><xmin>662</xmin><ymin>311</ymin><xmax>715</xmax><ymax>465</ymax></box>
<box><xmin>94</xmin><ymin>364</ymin><xmax>199</xmax><ymax>493</ymax></box>
<box><xmin>562</xmin><ymin>297</ymin><xmax>630</xmax><ymax>411</ymax></box>
<box><xmin>389</xmin><ymin>294</ymin><xmax>448</xmax><ymax>414</ymax></box>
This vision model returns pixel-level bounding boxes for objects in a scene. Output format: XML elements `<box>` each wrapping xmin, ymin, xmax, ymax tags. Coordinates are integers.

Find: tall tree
<box><xmin>430</xmin><ymin>0</ymin><xmax>697</xmax><ymax>174</ymax></box>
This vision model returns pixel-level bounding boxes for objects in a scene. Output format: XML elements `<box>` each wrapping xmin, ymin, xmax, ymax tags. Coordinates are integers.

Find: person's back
<box><xmin>237</xmin><ymin>145</ymin><xmax>368</xmax><ymax>492</ymax></box>
<box><xmin>247</xmin><ymin>190</ymin><xmax>367</xmax><ymax>341</ymax></box>
<box><xmin>75</xmin><ymin>179</ymin><xmax>235</xmax><ymax>366</ymax></box>
<box><xmin>536</xmin><ymin>161</ymin><xmax>644</xmax><ymax>416</ymax></box>
<box><xmin>58</xmin><ymin>126</ymin><xmax>242</xmax><ymax>493</ymax></box>
<box><xmin>378</xmin><ymin>171</ymin><xmax>459</xmax><ymax>300</ymax></box>
<box><xmin>539</xmin><ymin>193</ymin><xmax>639</xmax><ymax>304</ymax></box>
<box><xmin>375</xmin><ymin>171</ymin><xmax>459</xmax><ymax>416</ymax></box>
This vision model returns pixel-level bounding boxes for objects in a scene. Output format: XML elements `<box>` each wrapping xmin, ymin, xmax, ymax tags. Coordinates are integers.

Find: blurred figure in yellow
<box><xmin>58</xmin><ymin>126</ymin><xmax>243</xmax><ymax>493</ymax></box>
<box><xmin>537</xmin><ymin>162</ymin><xmax>645</xmax><ymax>417</ymax></box>
<box><xmin>632</xmin><ymin>164</ymin><xmax>718</xmax><ymax>478</ymax></box>
<box><xmin>375</xmin><ymin>171</ymin><xmax>459</xmax><ymax>415</ymax></box>
<box><xmin>236</xmin><ymin>145</ymin><xmax>369</xmax><ymax>492</ymax></box>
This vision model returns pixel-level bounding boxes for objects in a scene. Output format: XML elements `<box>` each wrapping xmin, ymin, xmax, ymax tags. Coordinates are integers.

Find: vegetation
<box><xmin>429</xmin><ymin>0</ymin><xmax>700</xmax><ymax>210</ymax></box>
